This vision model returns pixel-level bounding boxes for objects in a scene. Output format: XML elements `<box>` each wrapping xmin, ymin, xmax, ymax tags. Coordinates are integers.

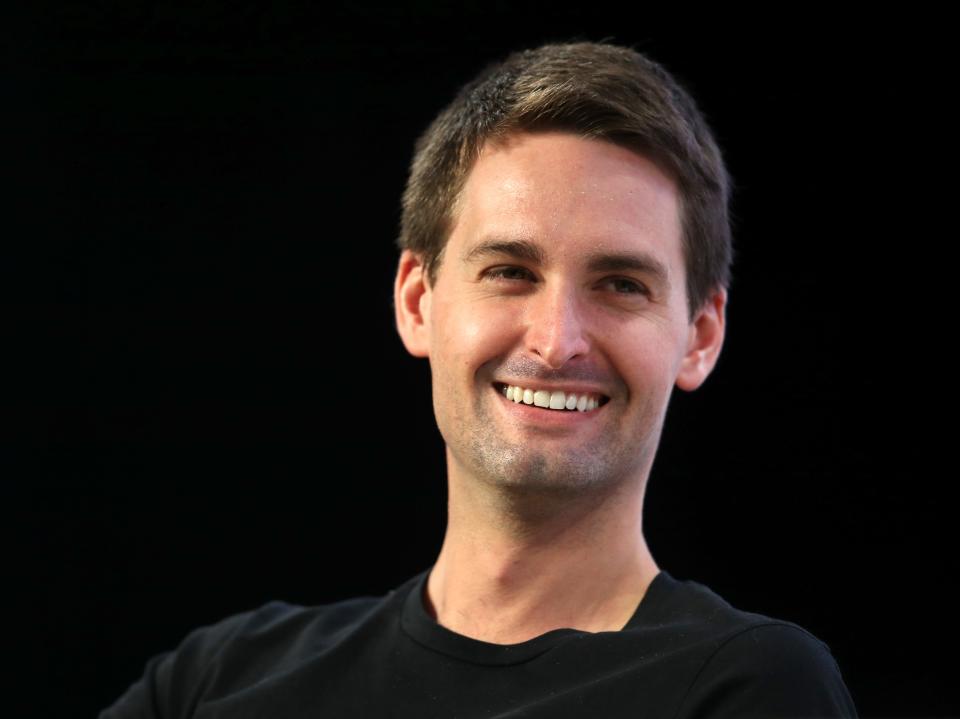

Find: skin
<box><xmin>394</xmin><ymin>131</ymin><xmax>727</xmax><ymax>645</ymax></box>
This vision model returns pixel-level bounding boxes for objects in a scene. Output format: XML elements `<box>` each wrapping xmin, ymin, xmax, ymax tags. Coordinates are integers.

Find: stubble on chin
<box><xmin>436</xmin><ymin>375</ymin><xmax>644</xmax><ymax>509</ymax></box>
<box><xmin>460</xmin><ymin>394</ymin><xmax>629</xmax><ymax>501</ymax></box>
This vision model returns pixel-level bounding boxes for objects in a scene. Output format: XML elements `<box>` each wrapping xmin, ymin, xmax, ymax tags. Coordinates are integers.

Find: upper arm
<box><xmin>675</xmin><ymin>623</ymin><xmax>858</xmax><ymax>719</ymax></box>
<box><xmin>99</xmin><ymin>610</ymin><xmax>255</xmax><ymax>719</ymax></box>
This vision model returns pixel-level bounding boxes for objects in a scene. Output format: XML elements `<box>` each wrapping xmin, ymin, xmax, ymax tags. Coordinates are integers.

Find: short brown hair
<box><xmin>397</xmin><ymin>41</ymin><xmax>734</xmax><ymax>322</ymax></box>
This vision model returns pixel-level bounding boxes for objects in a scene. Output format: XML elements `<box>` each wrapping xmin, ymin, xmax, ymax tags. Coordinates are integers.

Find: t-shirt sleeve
<box><xmin>675</xmin><ymin>623</ymin><xmax>858</xmax><ymax>719</ymax></box>
<box><xmin>99</xmin><ymin>608</ymin><xmax>257</xmax><ymax>719</ymax></box>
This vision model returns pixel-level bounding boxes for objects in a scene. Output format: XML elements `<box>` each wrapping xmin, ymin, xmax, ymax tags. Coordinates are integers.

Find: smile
<box><xmin>493</xmin><ymin>383</ymin><xmax>609</xmax><ymax>412</ymax></box>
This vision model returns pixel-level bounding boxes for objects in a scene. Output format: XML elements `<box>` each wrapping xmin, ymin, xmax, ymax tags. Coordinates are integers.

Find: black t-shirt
<box><xmin>102</xmin><ymin>568</ymin><xmax>858</xmax><ymax>718</ymax></box>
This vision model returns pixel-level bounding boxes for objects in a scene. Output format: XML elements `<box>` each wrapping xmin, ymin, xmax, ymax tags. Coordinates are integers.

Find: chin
<box><xmin>474</xmin><ymin>446</ymin><xmax>626</xmax><ymax>499</ymax></box>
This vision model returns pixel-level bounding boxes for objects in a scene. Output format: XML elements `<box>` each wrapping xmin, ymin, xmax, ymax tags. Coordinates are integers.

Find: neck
<box><xmin>424</xmin><ymin>453</ymin><xmax>660</xmax><ymax>645</ymax></box>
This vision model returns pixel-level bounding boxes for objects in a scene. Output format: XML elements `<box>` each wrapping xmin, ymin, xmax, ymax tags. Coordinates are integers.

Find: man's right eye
<box><xmin>484</xmin><ymin>266</ymin><xmax>535</xmax><ymax>282</ymax></box>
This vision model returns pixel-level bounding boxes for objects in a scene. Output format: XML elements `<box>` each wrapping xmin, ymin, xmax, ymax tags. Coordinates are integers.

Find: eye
<box><xmin>484</xmin><ymin>266</ymin><xmax>536</xmax><ymax>282</ymax></box>
<box><xmin>602</xmin><ymin>277</ymin><xmax>649</xmax><ymax>295</ymax></box>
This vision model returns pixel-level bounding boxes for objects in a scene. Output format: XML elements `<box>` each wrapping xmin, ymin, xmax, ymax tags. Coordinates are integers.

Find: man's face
<box><xmin>396</xmin><ymin>131</ymin><xmax>725</xmax><ymax>498</ymax></box>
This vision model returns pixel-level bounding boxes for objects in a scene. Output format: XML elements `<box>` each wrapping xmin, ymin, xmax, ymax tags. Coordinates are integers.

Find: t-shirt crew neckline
<box><xmin>399</xmin><ymin>567</ymin><xmax>669</xmax><ymax>666</ymax></box>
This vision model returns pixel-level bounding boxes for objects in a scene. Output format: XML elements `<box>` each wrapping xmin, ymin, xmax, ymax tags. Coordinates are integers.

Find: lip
<box><xmin>491</xmin><ymin>382</ymin><xmax>608</xmax><ymax>429</ymax></box>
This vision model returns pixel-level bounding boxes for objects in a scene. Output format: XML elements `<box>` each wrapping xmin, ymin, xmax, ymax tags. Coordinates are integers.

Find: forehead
<box><xmin>450</xmin><ymin>131</ymin><xmax>683</xmax><ymax>277</ymax></box>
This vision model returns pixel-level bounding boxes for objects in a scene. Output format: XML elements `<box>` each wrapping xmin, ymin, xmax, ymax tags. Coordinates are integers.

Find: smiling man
<box><xmin>394</xmin><ymin>131</ymin><xmax>710</xmax><ymax>643</ymax></box>
<box><xmin>102</xmin><ymin>42</ymin><xmax>858</xmax><ymax>718</ymax></box>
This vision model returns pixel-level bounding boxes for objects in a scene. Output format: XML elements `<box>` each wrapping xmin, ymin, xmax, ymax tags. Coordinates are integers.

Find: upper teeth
<box><xmin>501</xmin><ymin>384</ymin><xmax>602</xmax><ymax>412</ymax></box>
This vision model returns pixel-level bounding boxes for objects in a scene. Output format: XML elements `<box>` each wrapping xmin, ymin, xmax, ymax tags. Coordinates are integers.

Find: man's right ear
<box><xmin>394</xmin><ymin>249</ymin><xmax>432</xmax><ymax>358</ymax></box>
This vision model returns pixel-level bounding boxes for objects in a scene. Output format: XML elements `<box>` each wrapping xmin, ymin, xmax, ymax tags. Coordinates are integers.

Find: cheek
<box><xmin>433</xmin><ymin>299</ymin><xmax>513</xmax><ymax>370</ymax></box>
<box><xmin>617</xmin><ymin>331</ymin><xmax>683</xmax><ymax>399</ymax></box>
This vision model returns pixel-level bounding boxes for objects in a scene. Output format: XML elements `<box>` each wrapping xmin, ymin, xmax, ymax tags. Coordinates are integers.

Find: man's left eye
<box><xmin>605</xmin><ymin>278</ymin><xmax>647</xmax><ymax>295</ymax></box>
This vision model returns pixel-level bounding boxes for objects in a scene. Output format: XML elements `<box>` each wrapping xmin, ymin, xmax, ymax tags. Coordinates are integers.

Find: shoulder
<box><xmin>209</xmin><ymin>595</ymin><xmax>386</xmax><ymax>681</ymax></box>
<box><xmin>172</xmin><ymin>595</ymin><xmax>384</xmax><ymax>672</ymax></box>
<box><xmin>653</xmin><ymin>574</ymin><xmax>858</xmax><ymax>718</ymax></box>
<box><xmin>676</xmin><ymin>622</ymin><xmax>858</xmax><ymax>718</ymax></box>
<box><xmin>101</xmin><ymin>594</ymin><xmax>385</xmax><ymax>719</ymax></box>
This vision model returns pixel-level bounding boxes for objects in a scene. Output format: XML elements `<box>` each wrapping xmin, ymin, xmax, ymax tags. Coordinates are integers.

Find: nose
<box><xmin>523</xmin><ymin>284</ymin><xmax>591</xmax><ymax>369</ymax></box>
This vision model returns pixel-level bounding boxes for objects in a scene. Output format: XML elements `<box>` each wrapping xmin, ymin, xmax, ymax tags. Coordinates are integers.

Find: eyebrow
<box><xmin>463</xmin><ymin>239</ymin><xmax>546</xmax><ymax>266</ymax></box>
<box><xmin>462</xmin><ymin>238</ymin><xmax>671</xmax><ymax>290</ymax></box>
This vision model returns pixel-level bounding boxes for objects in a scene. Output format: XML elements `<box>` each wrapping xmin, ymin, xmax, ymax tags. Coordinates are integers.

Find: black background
<box><xmin>8</xmin><ymin>4</ymin><xmax>951</xmax><ymax>717</ymax></box>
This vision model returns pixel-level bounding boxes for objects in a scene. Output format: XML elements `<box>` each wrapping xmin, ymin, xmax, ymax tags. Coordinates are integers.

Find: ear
<box><xmin>394</xmin><ymin>249</ymin><xmax>432</xmax><ymax>358</ymax></box>
<box><xmin>675</xmin><ymin>286</ymin><xmax>727</xmax><ymax>392</ymax></box>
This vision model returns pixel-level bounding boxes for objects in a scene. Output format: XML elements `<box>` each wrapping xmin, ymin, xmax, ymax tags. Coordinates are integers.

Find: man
<box><xmin>103</xmin><ymin>41</ymin><xmax>858</xmax><ymax>717</ymax></box>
